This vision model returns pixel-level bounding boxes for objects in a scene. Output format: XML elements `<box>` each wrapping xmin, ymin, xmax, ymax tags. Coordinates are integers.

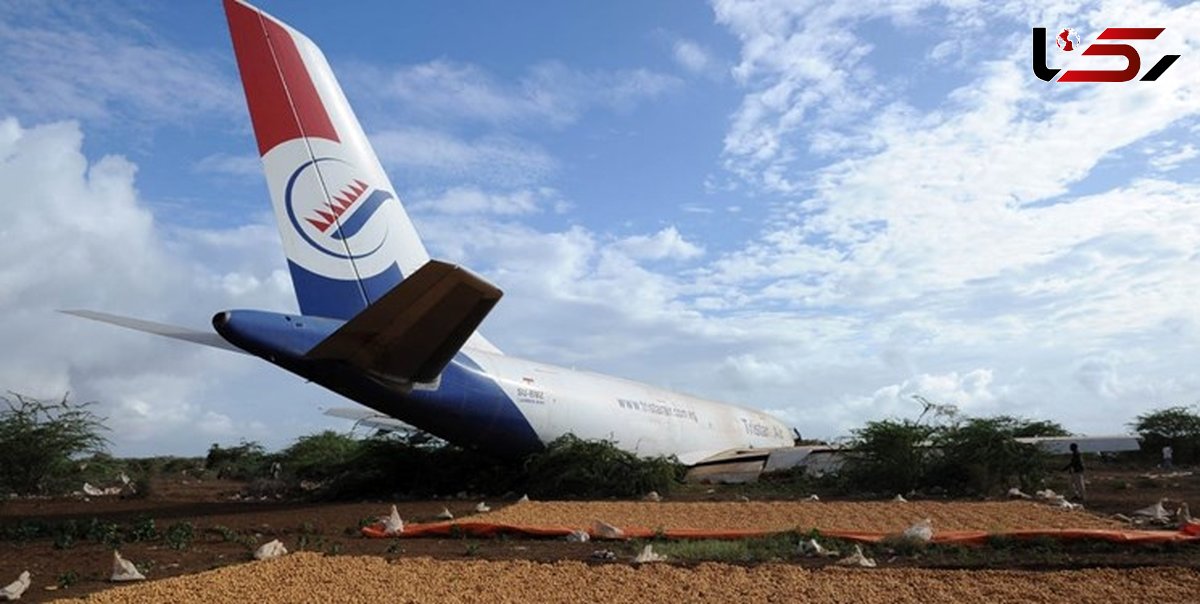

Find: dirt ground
<box><xmin>2</xmin><ymin>465</ymin><xmax>1197</xmax><ymax>603</ymax></box>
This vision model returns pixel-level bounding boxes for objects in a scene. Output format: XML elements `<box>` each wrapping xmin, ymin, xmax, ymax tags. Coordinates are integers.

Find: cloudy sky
<box><xmin>1</xmin><ymin>0</ymin><xmax>1197</xmax><ymax>456</ymax></box>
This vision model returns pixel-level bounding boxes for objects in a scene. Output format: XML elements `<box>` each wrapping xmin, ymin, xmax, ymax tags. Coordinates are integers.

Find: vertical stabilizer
<box><xmin>223</xmin><ymin>0</ymin><xmax>500</xmax><ymax>353</ymax></box>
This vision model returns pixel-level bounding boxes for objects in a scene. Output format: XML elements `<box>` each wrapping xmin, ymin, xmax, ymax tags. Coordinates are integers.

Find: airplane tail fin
<box><xmin>223</xmin><ymin>0</ymin><xmax>500</xmax><ymax>353</ymax></box>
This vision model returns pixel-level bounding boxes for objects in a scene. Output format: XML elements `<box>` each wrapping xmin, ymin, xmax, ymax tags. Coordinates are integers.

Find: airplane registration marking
<box><xmin>516</xmin><ymin>387</ymin><xmax>545</xmax><ymax>404</ymax></box>
<box><xmin>617</xmin><ymin>398</ymin><xmax>698</xmax><ymax>422</ymax></box>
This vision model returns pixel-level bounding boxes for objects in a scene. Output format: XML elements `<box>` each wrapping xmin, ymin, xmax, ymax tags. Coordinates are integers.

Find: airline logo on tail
<box><xmin>284</xmin><ymin>155</ymin><xmax>396</xmax><ymax>260</ymax></box>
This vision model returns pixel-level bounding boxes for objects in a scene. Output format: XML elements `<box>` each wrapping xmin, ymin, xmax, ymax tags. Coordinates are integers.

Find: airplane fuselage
<box><xmin>214</xmin><ymin>309</ymin><xmax>792</xmax><ymax>464</ymax></box>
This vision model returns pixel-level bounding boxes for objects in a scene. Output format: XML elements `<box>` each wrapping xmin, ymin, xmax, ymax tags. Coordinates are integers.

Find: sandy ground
<box><xmin>3</xmin><ymin>467</ymin><xmax>1199</xmax><ymax>602</ymax></box>
<box><xmin>47</xmin><ymin>552</ymin><xmax>1200</xmax><ymax>604</ymax></box>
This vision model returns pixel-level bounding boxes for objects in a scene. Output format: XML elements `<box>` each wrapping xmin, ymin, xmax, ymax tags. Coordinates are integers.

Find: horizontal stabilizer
<box><xmin>305</xmin><ymin>260</ymin><xmax>502</xmax><ymax>383</ymax></box>
<box><xmin>61</xmin><ymin>310</ymin><xmax>246</xmax><ymax>354</ymax></box>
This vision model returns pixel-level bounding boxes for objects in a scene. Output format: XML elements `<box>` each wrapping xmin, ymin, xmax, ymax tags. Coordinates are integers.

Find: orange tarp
<box><xmin>362</xmin><ymin>521</ymin><xmax>1200</xmax><ymax>545</ymax></box>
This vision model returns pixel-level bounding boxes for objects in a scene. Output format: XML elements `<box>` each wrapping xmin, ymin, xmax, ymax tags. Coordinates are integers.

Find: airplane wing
<box><xmin>61</xmin><ymin>310</ymin><xmax>246</xmax><ymax>354</ymax></box>
<box><xmin>305</xmin><ymin>260</ymin><xmax>502</xmax><ymax>384</ymax></box>
<box><xmin>324</xmin><ymin>407</ymin><xmax>419</xmax><ymax>434</ymax></box>
<box><xmin>1016</xmin><ymin>435</ymin><xmax>1141</xmax><ymax>454</ymax></box>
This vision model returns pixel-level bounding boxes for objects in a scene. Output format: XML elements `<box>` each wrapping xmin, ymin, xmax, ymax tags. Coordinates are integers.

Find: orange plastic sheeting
<box><xmin>362</xmin><ymin>522</ymin><xmax>1200</xmax><ymax>545</ymax></box>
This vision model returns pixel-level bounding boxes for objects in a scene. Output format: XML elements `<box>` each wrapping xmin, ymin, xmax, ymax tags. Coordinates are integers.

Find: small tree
<box><xmin>0</xmin><ymin>392</ymin><xmax>109</xmax><ymax>495</ymax></box>
<box><xmin>932</xmin><ymin>417</ymin><xmax>1050</xmax><ymax>495</ymax></box>
<box><xmin>1130</xmin><ymin>406</ymin><xmax>1200</xmax><ymax>464</ymax></box>
<box><xmin>279</xmin><ymin>431</ymin><xmax>363</xmax><ymax>482</ymax></box>
<box><xmin>523</xmin><ymin>435</ymin><xmax>683</xmax><ymax>499</ymax></box>
<box><xmin>843</xmin><ymin>420</ymin><xmax>937</xmax><ymax>495</ymax></box>
<box><xmin>205</xmin><ymin>441</ymin><xmax>271</xmax><ymax>480</ymax></box>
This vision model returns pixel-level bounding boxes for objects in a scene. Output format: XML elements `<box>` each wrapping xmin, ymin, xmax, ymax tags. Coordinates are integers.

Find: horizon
<box><xmin>1</xmin><ymin>0</ymin><xmax>1198</xmax><ymax>456</ymax></box>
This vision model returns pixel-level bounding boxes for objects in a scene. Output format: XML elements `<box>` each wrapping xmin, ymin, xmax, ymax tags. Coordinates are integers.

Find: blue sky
<box><xmin>1</xmin><ymin>0</ymin><xmax>1198</xmax><ymax>456</ymax></box>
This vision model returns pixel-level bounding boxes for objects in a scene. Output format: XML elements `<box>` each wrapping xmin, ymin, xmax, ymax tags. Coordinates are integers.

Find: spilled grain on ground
<box><xmin>52</xmin><ymin>552</ymin><xmax>1200</xmax><ymax>604</ymax></box>
<box><xmin>467</xmin><ymin>500</ymin><xmax>1121</xmax><ymax>532</ymax></box>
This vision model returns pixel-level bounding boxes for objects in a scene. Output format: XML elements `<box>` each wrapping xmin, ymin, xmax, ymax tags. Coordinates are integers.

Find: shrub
<box><xmin>278</xmin><ymin>431</ymin><xmax>363</xmax><ymax>482</ymax></box>
<box><xmin>164</xmin><ymin>522</ymin><xmax>195</xmax><ymax>550</ymax></box>
<box><xmin>318</xmin><ymin>434</ymin><xmax>519</xmax><ymax>499</ymax></box>
<box><xmin>523</xmin><ymin>435</ymin><xmax>684</xmax><ymax>499</ymax></box>
<box><xmin>205</xmin><ymin>441</ymin><xmax>273</xmax><ymax>480</ymax></box>
<box><xmin>842</xmin><ymin>414</ymin><xmax>1060</xmax><ymax>497</ymax></box>
<box><xmin>1130</xmin><ymin>405</ymin><xmax>1200</xmax><ymax>464</ymax></box>
<box><xmin>0</xmin><ymin>392</ymin><xmax>109</xmax><ymax>495</ymax></box>
<box><xmin>842</xmin><ymin>420</ymin><xmax>937</xmax><ymax>495</ymax></box>
<box><xmin>931</xmin><ymin>417</ymin><xmax>1049</xmax><ymax>495</ymax></box>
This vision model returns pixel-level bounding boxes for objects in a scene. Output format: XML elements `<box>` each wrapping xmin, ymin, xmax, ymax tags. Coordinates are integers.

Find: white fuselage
<box><xmin>469</xmin><ymin>349</ymin><xmax>793</xmax><ymax>465</ymax></box>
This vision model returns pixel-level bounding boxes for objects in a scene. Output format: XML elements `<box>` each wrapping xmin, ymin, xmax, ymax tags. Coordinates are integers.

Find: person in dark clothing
<box><xmin>1063</xmin><ymin>442</ymin><xmax>1085</xmax><ymax>501</ymax></box>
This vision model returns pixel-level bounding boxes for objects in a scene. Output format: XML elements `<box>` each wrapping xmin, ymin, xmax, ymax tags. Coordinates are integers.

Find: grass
<box><xmin>163</xmin><ymin>522</ymin><xmax>194</xmax><ymax>550</ymax></box>
<box><xmin>649</xmin><ymin>532</ymin><xmax>803</xmax><ymax>563</ymax></box>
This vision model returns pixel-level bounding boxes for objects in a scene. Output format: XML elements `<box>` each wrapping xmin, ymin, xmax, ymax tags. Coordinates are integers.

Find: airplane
<box><xmin>65</xmin><ymin>0</ymin><xmax>794</xmax><ymax>467</ymax></box>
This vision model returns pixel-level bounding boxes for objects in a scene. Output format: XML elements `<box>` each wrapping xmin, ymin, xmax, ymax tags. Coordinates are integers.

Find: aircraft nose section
<box><xmin>212</xmin><ymin>311</ymin><xmax>231</xmax><ymax>331</ymax></box>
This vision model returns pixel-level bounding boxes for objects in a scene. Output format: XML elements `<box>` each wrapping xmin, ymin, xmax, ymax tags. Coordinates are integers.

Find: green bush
<box><xmin>523</xmin><ymin>435</ymin><xmax>684</xmax><ymax>499</ymax></box>
<box><xmin>205</xmin><ymin>441</ymin><xmax>273</xmax><ymax>480</ymax></box>
<box><xmin>309</xmin><ymin>432</ymin><xmax>518</xmax><ymax>499</ymax></box>
<box><xmin>843</xmin><ymin>414</ymin><xmax>1060</xmax><ymax>497</ymax></box>
<box><xmin>842</xmin><ymin>419</ymin><xmax>937</xmax><ymax>495</ymax></box>
<box><xmin>1130</xmin><ymin>405</ymin><xmax>1200</xmax><ymax>465</ymax></box>
<box><xmin>164</xmin><ymin>522</ymin><xmax>194</xmax><ymax>550</ymax></box>
<box><xmin>931</xmin><ymin>417</ymin><xmax>1049</xmax><ymax>495</ymax></box>
<box><xmin>0</xmin><ymin>392</ymin><xmax>109</xmax><ymax>495</ymax></box>
<box><xmin>278</xmin><ymin>431</ymin><xmax>364</xmax><ymax>482</ymax></box>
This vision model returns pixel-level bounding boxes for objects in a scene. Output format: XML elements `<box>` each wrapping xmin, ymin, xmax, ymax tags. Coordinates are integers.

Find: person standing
<box><xmin>1063</xmin><ymin>443</ymin><xmax>1085</xmax><ymax>501</ymax></box>
<box><xmin>1162</xmin><ymin>445</ymin><xmax>1174</xmax><ymax>470</ymax></box>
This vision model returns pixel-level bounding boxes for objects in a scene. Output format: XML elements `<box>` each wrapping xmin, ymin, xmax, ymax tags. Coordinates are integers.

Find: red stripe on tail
<box><xmin>224</xmin><ymin>0</ymin><xmax>339</xmax><ymax>156</ymax></box>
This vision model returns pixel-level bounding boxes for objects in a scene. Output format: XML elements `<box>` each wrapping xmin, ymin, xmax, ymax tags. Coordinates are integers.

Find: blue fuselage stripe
<box><xmin>214</xmin><ymin>309</ymin><xmax>542</xmax><ymax>456</ymax></box>
<box><xmin>286</xmin><ymin>261</ymin><xmax>402</xmax><ymax>320</ymax></box>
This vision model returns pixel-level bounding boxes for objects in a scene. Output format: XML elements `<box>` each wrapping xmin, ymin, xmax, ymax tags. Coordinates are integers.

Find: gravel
<box><xmin>467</xmin><ymin>500</ymin><xmax>1123</xmax><ymax>533</ymax></box>
<box><xmin>51</xmin><ymin>552</ymin><xmax>1200</xmax><ymax>604</ymax></box>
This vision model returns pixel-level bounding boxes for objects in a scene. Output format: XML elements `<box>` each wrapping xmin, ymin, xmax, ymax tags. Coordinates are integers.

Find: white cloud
<box><xmin>410</xmin><ymin>186</ymin><xmax>556</xmax><ymax>216</ymax></box>
<box><xmin>1149</xmin><ymin>142</ymin><xmax>1198</xmax><ymax>172</ymax></box>
<box><xmin>194</xmin><ymin>153</ymin><xmax>261</xmax><ymax>179</ymax></box>
<box><xmin>0</xmin><ymin>4</ymin><xmax>239</xmax><ymax>125</ymax></box>
<box><xmin>0</xmin><ymin>117</ymin><xmax>335</xmax><ymax>456</ymax></box>
<box><xmin>354</xmin><ymin>59</ymin><xmax>681</xmax><ymax>128</ymax></box>
<box><xmin>673</xmin><ymin>39</ymin><xmax>714</xmax><ymax>75</ymax></box>
<box><xmin>612</xmin><ymin>227</ymin><xmax>705</xmax><ymax>261</ymax></box>
<box><xmin>370</xmin><ymin>127</ymin><xmax>556</xmax><ymax>187</ymax></box>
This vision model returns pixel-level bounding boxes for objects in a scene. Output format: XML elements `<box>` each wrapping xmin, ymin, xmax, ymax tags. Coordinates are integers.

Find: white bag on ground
<box><xmin>1133</xmin><ymin>499</ymin><xmax>1169</xmax><ymax>521</ymax></box>
<box><xmin>475</xmin><ymin>501</ymin><xmax>490</xmax><ymax>513</ymax></box>
<box><xmin>798</xmin><ymin>538</ymin><xmax>839</xmax><ymax>558</ymax></box>
<box><xmin>381</xmin><ymin>505</ymin><xmax>404</xmax><ymax>536</ymax></box>
<box><xmin>591</xmin><ymin>520</ymin><xmax>625</xmax><ymax>540</ymax></box>
<box><xmin>1007</xmin><ymin>487</ymin><xmax>1032</xmax><ymax>499</ymax></box>
<box><xmin>566</xmin><ymin>530</ymin><xmax>590</xmax><ymax>543</ymax></box>
<box><xmin>892</xmin><ymin>494</ymin><xmax>908</xmax><ymax>503</ymax></box>
<box><xmin>110</xmin><ymin>550</ymin><xmax>145</xmax><ymax>582</ymax></box>
<box><xmin>517</xmin><ymin>494</ymin><xmax>530</xmax><ymax>503</ymax></box>
<box><xmin>0</xmin><ymin>571</ymin><xmax>30</xmax><ymax>601</ymax></box>
<box><xmin>633</xmin><ymin>544</ymin><xmax>667</xmax><ymax>564</ymax></box>
<box><xmin>436</xmin><ymin>507</ymin><xmax>454</xmax><ymax>520</ymax></box>
<box><xmin>643</xmin><ymin>491</ymin><xmax>662</xmax><ymax>502</ymax></box>
<box><xmin>254</xmin><ymin>539</ymin><xmax>288</xmax><ymax>561</ymax></box>
<box><xmin>902</xmin><ymin>518</ymin><xmax>933</xmax><ymax>542</ymax></box>
<box><xmin>836</xmin><ymin>545</ymin><xmax>877</xmax><ymax>568</ymax></box>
